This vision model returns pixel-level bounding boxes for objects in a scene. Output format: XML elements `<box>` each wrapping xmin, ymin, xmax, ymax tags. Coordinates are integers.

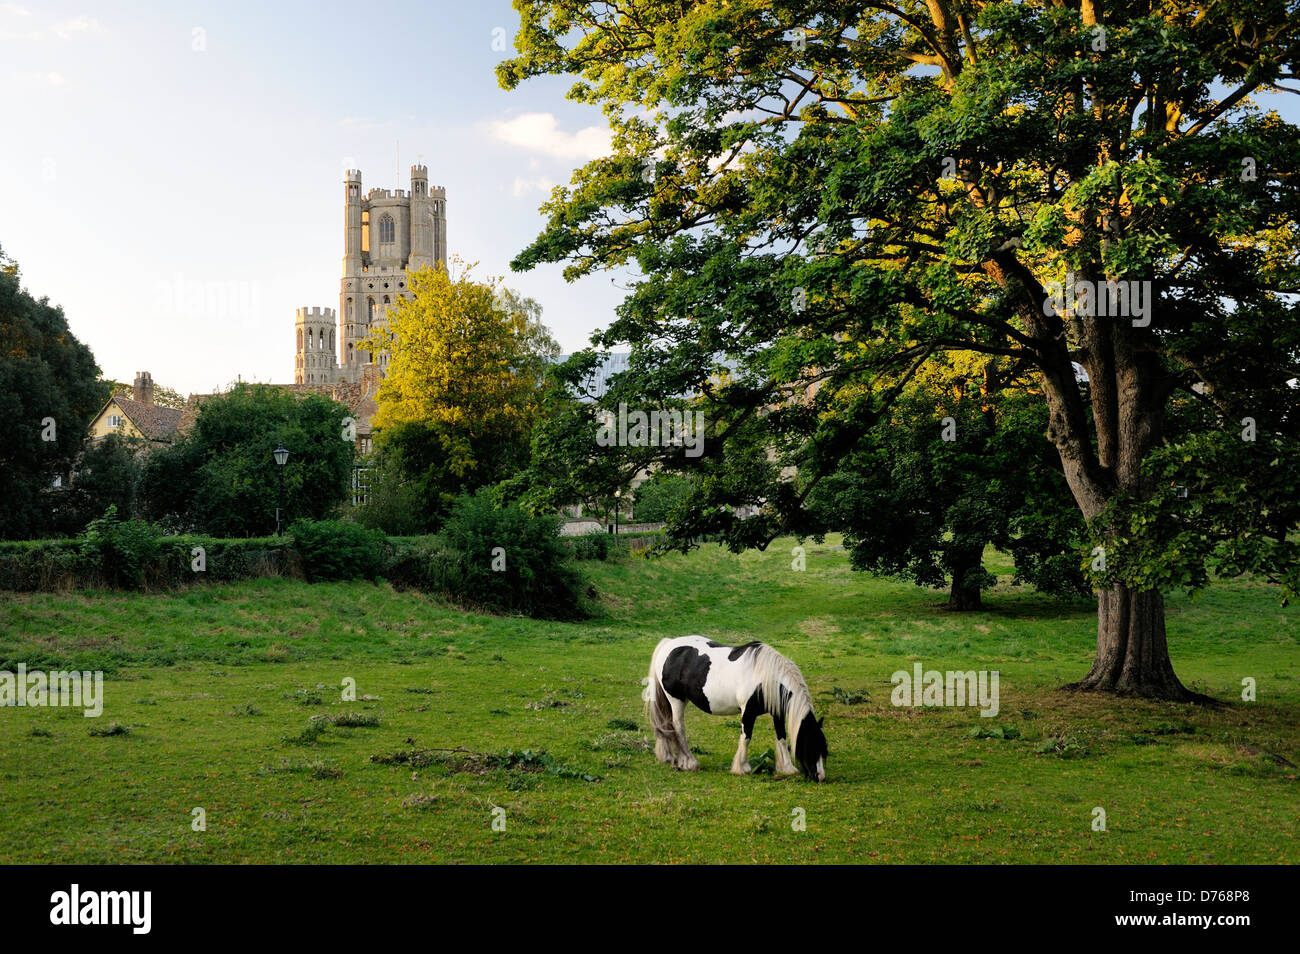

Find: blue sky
<box><xmin>4</xmin><ymin>3</ymin><xmax>1296</xmax><ymax>398</ymax></box>
<box><xmin>0</xmin><ymin>0</ymin><xmax>625</xmax><ymax>395</ymax></box>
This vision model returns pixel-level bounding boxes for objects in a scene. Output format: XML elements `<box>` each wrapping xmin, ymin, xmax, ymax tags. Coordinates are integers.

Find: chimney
<box><xmin>133</xmin><ymin>371</ymin><xmax>155</xmax><ymax>406</ymax></box>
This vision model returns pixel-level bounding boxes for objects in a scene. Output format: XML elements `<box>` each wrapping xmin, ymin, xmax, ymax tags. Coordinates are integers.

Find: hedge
<box><xmin>0</xmin><ymin>514</ymin><xmax>590</xmax><ymax>621</ymax></box>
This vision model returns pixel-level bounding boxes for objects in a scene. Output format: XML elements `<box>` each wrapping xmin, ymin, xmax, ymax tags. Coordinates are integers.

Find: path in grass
<box><xmin>1</xmin><ymin>537</ymin><xmax>1296</xmax><ymax>863</ymax></box>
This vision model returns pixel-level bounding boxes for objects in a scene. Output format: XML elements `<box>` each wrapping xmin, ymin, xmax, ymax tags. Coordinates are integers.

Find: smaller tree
<box><xmin>808</xmin><ymin>359</ymin><xmax>1090</xmax><ymax>610</ymax></box>
<box><xmin>56</xmin><ymin>434</ymin><xmax>145</xmax><ymax>533</ymax></box>
<box><xmin>139</xmin><ymin>384</ymin><xmax>354</xmax><ymax>536</ymax></box>
<box><xmin>506</xmin><ymin>356</ymin><xmax>625</xmax><ymax>518</ymax></box>
<box><xmin>357</xmin><ymin>260</ymin><xmax>560</xmax><ymax>527</ymax></box>
<box><xmin>633</xmin><ymin>474</ymin><xmax>695</xmax><ymax>523</ymax></box>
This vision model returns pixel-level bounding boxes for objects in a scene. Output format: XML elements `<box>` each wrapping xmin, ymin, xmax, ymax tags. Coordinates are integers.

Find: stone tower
<box><xmin>336</xmin><ymin>166</ymin><xmax>447</xmax><ymax>383</ymax></box>
<box><xmin>295</xmin><ymin>307</ymin><xmax>338</xmax><ymax>384</ymax></box>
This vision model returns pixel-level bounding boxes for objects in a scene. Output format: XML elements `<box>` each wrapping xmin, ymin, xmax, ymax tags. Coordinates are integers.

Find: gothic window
<box><xmin>319</xmin><ymin>329</ymin><xmax>326</xmax><ymax>351</ymax></box>
<box><xmin>378</xmin><ymin>214</ymin><xmax>395</xmax><ymax>245</ymax></box>
<box><xmin>330</xmin><ymin>330</ymin><xmax>335</xmax><ymax>350</ymax></box>
<box><xmin>367</xmin><ymin>298</ymin><xmax>375</xmax><ymax>322</ymax></box>
<box><xmin>297</xmin><ymin>329</ymin><xmax>302</xmax><ymax>350</ymax></box>
<box><xmin>348</xmin><ymin>342</ymin><xmax>354</xmax><ymax>364</ymax></box>
<box><xmin>346</xmin><ymin>298</ymin><xmax>353</xmax><ymax>320</ymax></box>
<box><xmin>383</xmin><ymin>295</ymin><xmax>390</xmax><ymax>305</ymax></box>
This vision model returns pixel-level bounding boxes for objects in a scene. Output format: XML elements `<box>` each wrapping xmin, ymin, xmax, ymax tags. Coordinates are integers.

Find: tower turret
<box><xmin>295</xmin><ymin>306</ymin><xmax>338</xmax><ymax>385</ymax></box>
<box><xmin>431</xmin><ymin>183</ymin><xmax>447</xmax><ymax>266</ymax></box>
<box><xmin>343</xmin><ymin>170</ymin><xmax>363</xmax><ymax>270</ymax></box>
<box><xmin>408</xmin><ymin>164</ymin><xmax>433</xmax><ymax>272</ymax></box>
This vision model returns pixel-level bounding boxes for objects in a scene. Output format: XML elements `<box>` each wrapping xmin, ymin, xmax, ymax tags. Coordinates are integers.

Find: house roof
<box><xmin>103</xmin><ymin>396</ymin><xmax>184</xmax><ymax>442</ymax></box>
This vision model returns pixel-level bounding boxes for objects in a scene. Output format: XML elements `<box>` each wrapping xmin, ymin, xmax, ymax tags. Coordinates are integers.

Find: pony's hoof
<box><xmin>731</xmin><ymin>762</ymin><xmax>752</xmax><ymax>775</ymax></box>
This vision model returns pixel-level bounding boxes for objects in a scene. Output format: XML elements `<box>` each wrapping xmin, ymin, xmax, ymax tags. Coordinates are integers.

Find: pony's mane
<box><xmin>751</xmin><ymin>643</ymin><xmax>815</xmax><ymax>748</ymax></box>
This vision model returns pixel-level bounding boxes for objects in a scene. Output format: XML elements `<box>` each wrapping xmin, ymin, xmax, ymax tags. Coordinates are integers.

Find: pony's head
<box><xmin>794</xmin><ymin>711</ymin><xmax>828</xmax><ymax>782</ymax></box>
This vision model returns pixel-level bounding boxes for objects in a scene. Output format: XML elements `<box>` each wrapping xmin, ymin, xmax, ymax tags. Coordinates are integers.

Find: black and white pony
<box><xmin>643</xmin><ymin>635</ymin><xmax>828</xmax><ymax>781</ymax></box>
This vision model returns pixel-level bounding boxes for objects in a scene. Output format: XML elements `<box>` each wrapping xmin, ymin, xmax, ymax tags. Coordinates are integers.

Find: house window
<box><xmin>107</xmin><ymin>414</ymin><xmax>124</xmax><ymax>428</ymax></box>
<box><xmin>378</xmin><ymin>214</ymin><xmax>395</xmax><ymax>245</ymax></box>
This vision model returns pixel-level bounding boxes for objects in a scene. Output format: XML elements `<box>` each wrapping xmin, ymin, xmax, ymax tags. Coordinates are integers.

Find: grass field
<box><xmin>1</xmin><ymin>536</ymin><xmax>1296</xmax><ymax>864</ymax></box>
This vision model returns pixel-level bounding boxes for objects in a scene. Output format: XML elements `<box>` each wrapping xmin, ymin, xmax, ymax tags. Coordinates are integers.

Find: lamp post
<box><xmin>614</xmin><ymin>488</ymin><xmax>621</xmax><ymax>536</ymax></box>
<box><xmin>273</xmin><ymin>443</ymin><xmax>289</xmax><ymax>535</ymax></box>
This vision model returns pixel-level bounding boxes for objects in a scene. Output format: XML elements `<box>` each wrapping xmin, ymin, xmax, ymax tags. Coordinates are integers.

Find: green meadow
<box><xmin>1</xmin><ymin>536</ymin><xmax>1296</xmax><ymax>864</ymax></box>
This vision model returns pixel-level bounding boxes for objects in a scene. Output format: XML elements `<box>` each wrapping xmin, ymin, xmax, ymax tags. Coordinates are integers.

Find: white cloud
<box><xmin>487</xmin><ymin>112</ymin><xmax>612</xmax><ymax>161</ymax></box>
<box><xmin>53</xmin><ymin>15</ymin><xmax>101</xmax><ymax>38</ymax></box>
<box><xmin>0</xmin><ymin>11</ymin><xmax>103</xmax><ymax>40</ymax></box>
<box><xmin>511</xmin><ymin>175</ymin><xmax>555</xmax><ymax>198</ymax></box>
<box><xmin>13</xmin><ymin>70</ymin><xmax>67</xmax><ymax>86</ymax></box>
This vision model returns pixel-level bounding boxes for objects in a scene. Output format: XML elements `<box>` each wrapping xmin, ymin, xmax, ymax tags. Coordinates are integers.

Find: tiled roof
<box><xmin>112</xmin><ymin>397</ymin><xmax>184</xmax><ymax>442</ymax></box>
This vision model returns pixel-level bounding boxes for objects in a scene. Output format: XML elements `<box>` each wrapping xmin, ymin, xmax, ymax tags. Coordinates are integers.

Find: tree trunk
<box><xmin>1065</xmin><ymin>585</ymin><xmax>1210</xmax><ymax>702</ymax></box>
<box><xmin>947</xmin><ymin>581</ymin><xmax>981</xmax><ymax>611</ymax></box>
<box><xmin>946</xmin><ymin>548</ymin><xmax>983</xmax><ymax>611</ymax></box>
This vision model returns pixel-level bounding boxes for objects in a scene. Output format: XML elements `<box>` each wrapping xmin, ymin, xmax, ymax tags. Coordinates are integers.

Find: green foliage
<box><xmin>506</xmin><ymin>358</ymin><xmax>629</xmax><ymax>519</ymax></box>
<box><xmin>0</xmin><ymin>533</ymin><xmax>297</xmax><ymax>591</ymax></box>
<box><xmin>288</xmin><ymin>519</ymin><xmax>385</xmax><ymax>582</ymax></box>
<box><xmin>808</xmin><ymin>362</ymin><xmax>1090</xmax><ymax>604</ymax></box>
<box><xmin>498</xmin><ymin>0</ymin><xmax>1300</xmax><ymax>687</ymax></box>
<box><xmin>425</xmin><ymin>491</ymin><xmax>587</xmax><ymax>619</ymax></box>
<box><xmin>968</xmin><ymin>725</ymin><xmax>1022</xmax><ymax>741</ymax></box>
<box><xmin>567</xmin><ymin>530</ymin><xmax>610</xmax><ymax>561</ymax></box>
<box><xmin>56</xmin><ymin>434</ymin><xmax>145</xmax><ymax>533</ymax></box>
<box><xmin>78</xmin><ymin>506</ymin><xmax>161</xmax><ymax>589</ymax></box>
<box><xmin>356</xmin><ymin>418</ymin><xmax>530</xmax><ymax>535</ymax></box>
<box><xmin>1087</xmin><ymin>391</ymin><xmax>1300</xmax><ymax>600</ymax></box>
<box><xmin>138</xmin><ymin>383</ymin><xmax>354</xmax><ymax>536</ymax></box>
<box><xmin>830</xmin><ymin>687</ymin><xmax>870</xmax><ymax>706</ymax></box>
<box><xmin>632</xmin><ymin>473</ymin><xmax>694</xmax><ymax>523</ymax></box>
<box><xmin>0</xmin><ymin>247</ymin><xmax>110</xmax><ymax>539</ymax></box>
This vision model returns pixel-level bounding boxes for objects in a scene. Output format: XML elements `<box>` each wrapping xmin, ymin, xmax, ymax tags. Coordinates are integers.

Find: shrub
<box><xmin>289</xmin><ymin>518</ymin><xmax>385</xmax><ymax>582</ymax></box>
<box><xmin>426</xmin><ymin>490</ymin><xmax>587</xmax><ymax>619</ymax></box>
<box><xmin>632</xmin><ymin>474</ymin><xmax>694</xmax><ymax>522</ymax></box>
<box><xmin>78</xmin><ymin>506</ymin><xmax>161</xmax><ymax>589</ymax></box>
<box><xmin>568</xmin><ymin>530</ymin><xmax>610</xmax><ymax>561</ymax></box>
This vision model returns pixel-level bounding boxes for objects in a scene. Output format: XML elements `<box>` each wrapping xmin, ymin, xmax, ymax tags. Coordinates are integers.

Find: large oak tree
<box><xmin>501</xmin><ymin>0</ymin><xmax>1300</xmax><ymax>700</ymax></box>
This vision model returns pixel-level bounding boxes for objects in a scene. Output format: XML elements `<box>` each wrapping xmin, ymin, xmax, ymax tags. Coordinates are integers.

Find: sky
<box><xmin>0</xmin><ymin>0</ymin><xmax>627</xmax><ymax>396</ymax></box>
<box><xmin>4</xmin><ymin>3</ymin><xmax>1297</xmax><ymax>399</ymax></box>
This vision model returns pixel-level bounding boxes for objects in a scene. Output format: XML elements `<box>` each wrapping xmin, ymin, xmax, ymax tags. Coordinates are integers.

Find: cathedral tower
<box><xmin>336</xmin><ymin>165</ymin><xmax>447</xmax><ymax>383</ymax></box>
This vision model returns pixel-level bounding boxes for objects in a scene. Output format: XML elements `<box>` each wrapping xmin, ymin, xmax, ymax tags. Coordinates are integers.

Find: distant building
<box><xmin>294</xmin><ymin>165</ymin><xmax>447</xmax><ymax>386</ymax></box>
<box><xmin>87</xmin><ymin>372</ymin><xmax>183</xmax><ymax>447</ymax></box>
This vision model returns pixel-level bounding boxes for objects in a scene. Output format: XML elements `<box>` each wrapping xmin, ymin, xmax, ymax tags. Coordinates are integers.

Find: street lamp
<box><xmin>273</xmin><ymin>442</ymin><xmax>289</xmax><ymax>535</ymax></box>
<box><xmin>614</xmin><ymin>487</ymin><xmax>622</xmax><ymax>536</ymax></box>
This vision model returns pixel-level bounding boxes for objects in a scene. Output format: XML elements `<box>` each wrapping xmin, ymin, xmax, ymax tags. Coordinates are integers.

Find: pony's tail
<box><xmin>643</xmin><ymin>639</ymin><xmax>676</xmax><ymax>763</ymax></box>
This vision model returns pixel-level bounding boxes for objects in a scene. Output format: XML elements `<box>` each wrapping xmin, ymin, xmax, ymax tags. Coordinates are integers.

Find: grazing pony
<box><xmin>643</xmin><ymin>635</ymin><xmax>827</xmax><ymax>781</ymax></box>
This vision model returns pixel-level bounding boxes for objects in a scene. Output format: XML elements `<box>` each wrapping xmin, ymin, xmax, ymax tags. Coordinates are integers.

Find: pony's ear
<box><xmin>818</xmin><ymin>716</ymin><xmax>825</xmax><ymax>728</ymax></box>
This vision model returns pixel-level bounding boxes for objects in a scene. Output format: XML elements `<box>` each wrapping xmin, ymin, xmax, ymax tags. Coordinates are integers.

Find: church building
<box><xmin>294</xmin><ymin>165</ymin><xmax>447</xmax><ymax>385</ymax></box>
